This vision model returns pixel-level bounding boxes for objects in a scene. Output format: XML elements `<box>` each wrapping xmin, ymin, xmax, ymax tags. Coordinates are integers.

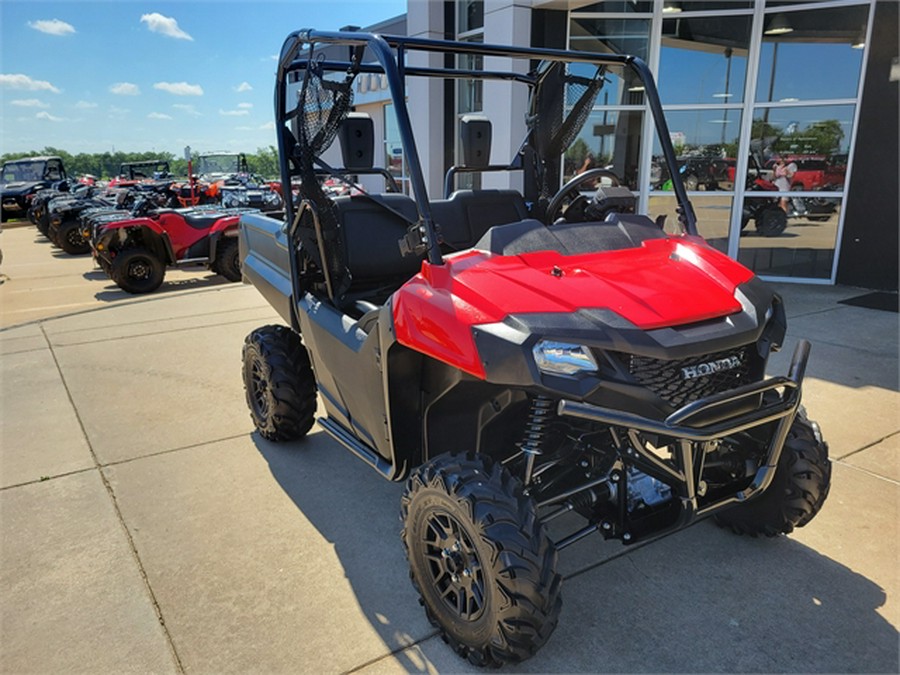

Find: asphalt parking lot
<box><xmin>1</xmin><ymin>222</ymin><xmax>897</xmax><ymax>673</ymax></box>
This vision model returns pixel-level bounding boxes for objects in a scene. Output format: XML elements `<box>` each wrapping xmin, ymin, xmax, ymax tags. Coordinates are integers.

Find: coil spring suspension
<box><xmin>521</xmin><ymin>395</ymin><xmax>554</xmax><ymax>486</ymax></box>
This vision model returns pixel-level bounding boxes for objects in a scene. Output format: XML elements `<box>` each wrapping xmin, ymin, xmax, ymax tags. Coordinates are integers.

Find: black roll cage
<box><xmin>274</xmin><ymin>28</ymin><xmax>698</xmax><ymax>269</ymax></box>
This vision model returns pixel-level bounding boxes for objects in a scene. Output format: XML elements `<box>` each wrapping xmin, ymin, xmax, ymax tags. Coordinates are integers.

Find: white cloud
<box><xmin>237</xmin><ymin>102</ymin><xmax>253</xmax><ymax>109</ymax></box>
<box><xmin>219</xmin><ymin>108</ymin><xmax>249</xmax><ymax>117</ymax></box>
<box><xmin>235</xmin><ymin>81</ymin><xmax>253</xmax><ymax>93</ymax></box>
<box><xmin>75</xmin><ymin>100</ymin><xmax>98</xmax><ymax>109</ymax></box>
<box><xmin>154</xmin><ymin>81</ymin><xmax>203</xmax><ymax>96</ymax></box>
<box><xmin>173</xmin><ymin>103</ymin><xmax>202</xmax><ymax>116</ymax></box>
<box><xmin>36</xmin><ymin>111</ymin><xmax>65</xmax><ymax>122</ymax></box>
<box><xmin>27</xmin><ymin>19</ymin><xmax>76</xmax><ymax>36</ymax></box>
<box><xmin>0</xmin><ymin>73</ymin><xmax>61</xmax><ymax>93</ymax></box>
<box><xmin>108</xmin><ymin>106</ymin><xmax>130</xmax><ymax>118</ymax></box>
<box><xmin>148</xmin><ymin>112</ymin><xmax>173</xmax><ymax>120</ymax></box>
<box><xmin>110</xmin><ymin>82</ymin><xmax>140</xmax><ymax>96</ymax></box>
<box><xmin>259</xmin><ymin>121</ymin><xmax>275</xmax><ymax>131</ymax></box>
<box><xmin>140</xmin><ymin>12</ymin><xmax>193</xmax><ymax>41</ymax></box>
<box><xmin>11</xmin><ymin>98</ymin><xmax>50</xmax><ymax>108</ymax></box>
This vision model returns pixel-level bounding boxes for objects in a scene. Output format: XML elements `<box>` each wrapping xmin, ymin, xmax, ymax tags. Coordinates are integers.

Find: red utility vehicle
<box><xmin>238</xmin><ymin>30</ymin><xmax>830</xmax><ymax>667</ymax></box>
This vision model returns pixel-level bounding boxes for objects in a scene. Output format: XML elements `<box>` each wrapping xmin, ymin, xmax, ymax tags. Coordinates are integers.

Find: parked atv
<box><xmin>238</xmin><ymin>30</ymin><xmax>830</xmax><ymax>667</ymax></box>
<box><xmin>92</xmin><ymin>200</ymin><xmax>257</xmax><ymax>293</ymax></box>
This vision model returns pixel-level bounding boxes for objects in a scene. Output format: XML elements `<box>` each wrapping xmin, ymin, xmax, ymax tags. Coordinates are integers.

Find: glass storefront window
<box><xmin>570</xmin><ymin>18</ymin><xmax>651</xmax><ymax>102</ymax></box>
<box><xmin>458</xmin><ymin>0</ymin><xmax>483</xmax><ymax>34</ymax></box>
<box><xmin>384</xmin><ymin>103</ymin><xmax>409</xmax><ymax>193</ymax></box>
<box><xmin>749</xmin><ymin>104</ymin><xmax>854</xmax><ymax>189</ymax></box>
<box><xmin>664</xmin><ymin>1</ymin><xmax>752</xmax><ymax>9</ymax></box>
<box><xmin>659</xmin><ymin>16</ymin><xmax>751</xmax><ymax>104</ymax></box>
<box><xmin>757</xmin><ymin>5</ymin><xmax>869</xmax><ymax>103</ymax></box>
<box><xmin>738</xmin><ymin>196</ymin><xmax>840</xmax><ymax>279</ymax></box>
<box><xmin>651</xmin><ymin>109</ymin><xmax>742</xmax><ymax>191</ymax></box>
<box><xmin>649</xmin><ymin>195</ymin><xmax>733</xmax><ymax>254</ymax></box>
<box><xmin>566</xmin><ymin>110</ymin><xmax>644</xmax><ymax>190</ymax></box>
<box><xmin>573</xmin><ymin>1</ymin><xmax>652</xmax><ymax>13</ymax></box>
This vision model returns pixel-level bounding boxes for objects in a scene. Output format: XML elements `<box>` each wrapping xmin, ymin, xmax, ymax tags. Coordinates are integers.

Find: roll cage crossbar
<box><xmin>274</xmin><ymin>28</ymin><xmax>698</xmax><ymax>269</ymax></box>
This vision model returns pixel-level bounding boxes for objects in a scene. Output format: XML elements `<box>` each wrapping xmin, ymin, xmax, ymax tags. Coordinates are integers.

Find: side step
<box><xmin>317</xmin><ymin>417</ymin><xmax>396</xmax><ymax>479</ymax></box>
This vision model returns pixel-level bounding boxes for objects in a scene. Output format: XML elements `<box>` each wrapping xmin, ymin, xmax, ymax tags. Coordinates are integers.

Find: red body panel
<box><xmin>392</xmin><ymin>237</ymin><xmax>755</xmax><ymax>379</ymax></box>
<box><xmin>104</xmin><ymin>213</ymin><xmax>240</xmax><ymax>260</ymax></box>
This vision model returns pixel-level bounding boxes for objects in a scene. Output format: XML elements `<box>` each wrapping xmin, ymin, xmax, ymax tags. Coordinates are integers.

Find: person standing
<box><xmin>773</xmin><ymin>155</ymin><xmax>797</xmax><ymax>213</ymax></box>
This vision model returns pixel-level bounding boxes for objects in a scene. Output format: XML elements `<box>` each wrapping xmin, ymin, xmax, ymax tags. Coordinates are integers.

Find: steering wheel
<box><xmin>545</xmin><ymin>168</ymin><xmax>621</xmax><ymax>224</ymax></box>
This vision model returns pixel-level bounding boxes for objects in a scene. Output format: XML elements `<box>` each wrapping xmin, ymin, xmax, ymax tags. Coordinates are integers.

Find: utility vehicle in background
<box><xmin>238</xmin><ymin>29</ymin><xmax>830</xmax><ymax>667</ymax></box>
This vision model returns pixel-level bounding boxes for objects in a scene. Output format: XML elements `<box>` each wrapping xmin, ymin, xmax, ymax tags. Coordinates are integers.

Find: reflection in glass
<box><xmin>664</xmin><ymin>0</ymin><xmax>752</xmax><ymax>9</ymax></box>
<box><xmin>649</xmin><ymin>195</ymin><xmax>733</xmax><ymax>254</ymax></box>
<box><xmin>756</xmin><ymin>5</ymin><xmax>868</xmax><ymax>103</ymax></box>
<box><xmin>384</xmin><ymin>103</ymin><xmax>408</xmax><ymax>193</ymax></box>
<box><xmin>659</xmin><ymin>16</ymin><xmax>751</xmax><ymax>104</ymax></box>
<box><xmin>739</xmin><ymin>197</ymin><xmax>841</xmax><ymax>279</ymax></box>
<box><xmin>573</xmin><ymin>1</ymin><xmax>652</xmax><ymax>13</ymax></box>
<box><xmin>749</xmin><ymin>104</ymin><xmax>854</xmax><ymax>189</ymax></box>
<box><xmin>569</xmin><ymin>18</ymin><xmax>650</xmax><ymax>103</ymax></box>
<box><xmin>458</xmin><ymin>0</ymin><xmax>484</xmax><ymax>34</ymax></box>
<box><xmin>566</xmin><ymin>110</ymin><xmax>644</xmax><ymax>190</ymax></box>
<box><xmin>651</xmin><ymin>109</ymin><xmax>742</xmax><ymax>191</ymax></box>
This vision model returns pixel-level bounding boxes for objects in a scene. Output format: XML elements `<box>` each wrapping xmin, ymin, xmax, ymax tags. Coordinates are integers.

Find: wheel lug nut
<box><xmin>451</xmin><ymin>573</ymin><xmax>459</xmax><ymax>583</ymax></box>
<box><xmin>462</xmin><ymin>569</ymin><xmax>471</xmax><ymax>577</ymax></box>
<box><xmin>452</xmin><ymin>541</ymin><xmax>461</xmax><ymax>552</ymax></box>
<box><xmin>441</xmin><ymin>549</ymin><xmax>450</xmax><ymax>558</ymax></box>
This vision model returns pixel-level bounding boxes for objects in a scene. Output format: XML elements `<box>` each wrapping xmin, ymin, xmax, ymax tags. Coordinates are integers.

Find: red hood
<box><xmin>393</xmin><ymin>237</ymin><xmax>755</xmax><ymax>378</ymax></box>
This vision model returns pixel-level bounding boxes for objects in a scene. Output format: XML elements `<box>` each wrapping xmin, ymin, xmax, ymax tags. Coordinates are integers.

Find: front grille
<box><xmin>618</xmin><ymin>346</ymin><xmax>754</xmax><ymax>409</ymax></box>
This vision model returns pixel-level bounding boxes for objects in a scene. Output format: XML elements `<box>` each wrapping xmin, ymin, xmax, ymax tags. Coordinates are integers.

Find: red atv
<box><xmin>238</xmin><ymin>30</ymin><xmax>830</xmax><ymax>667</ymax></box>
<box><xmin>92</xmin><ymin>200</ymin><xmax>256</xmax><ymax>293</ymax></box>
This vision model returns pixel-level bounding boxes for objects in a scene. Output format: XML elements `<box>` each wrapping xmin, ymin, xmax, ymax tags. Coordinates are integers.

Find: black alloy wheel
<box><xmin>402</xmin><ymin>453</ymin><xmax>561</xmax><ymax>667</ymax></box>
<box><xmin>242</xmin><ymin>324</ymin><xmax>317</xmax><ymax>441</ymax></box>
<box><xmin>58</xmin><ymin>221</ymin><xmax>91</xmax><ymax>255</ymax></box>
<box><xmin>110</xmin><ymin>248</ymin><xmax>165</xmax><ymax>294</ymax></box>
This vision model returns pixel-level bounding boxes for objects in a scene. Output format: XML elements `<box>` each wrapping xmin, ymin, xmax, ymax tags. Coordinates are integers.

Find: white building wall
<box><xmin>406</xmin><ymin>0</ymin><xmax>447</xmax><ymax>198</ymax></box>
<box><xmin>481</xmin><ymin>1</ymin><xmax>531</xmax><ymax>191</ymax></box>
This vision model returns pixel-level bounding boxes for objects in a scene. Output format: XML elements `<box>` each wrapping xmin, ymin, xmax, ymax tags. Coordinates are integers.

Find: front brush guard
<box><xmin>555</xmin><ymin>340</ymin><xmax>810</xmax><ymax>544</ymax></box>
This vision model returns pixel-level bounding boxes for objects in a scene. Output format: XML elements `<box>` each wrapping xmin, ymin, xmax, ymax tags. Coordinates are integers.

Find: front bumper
<box><xmin>557</xmin><ymin>339</ymin><xmax>810</xmax><ymax>528</ymax></box>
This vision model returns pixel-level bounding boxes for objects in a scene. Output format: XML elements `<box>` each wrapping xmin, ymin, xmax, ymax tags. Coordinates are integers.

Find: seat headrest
<box><xmin>459</xmin><ymin>115</ymin><xmax>492</xmax><ymax>168</ymax></box>
<box><xmin>339</xmin><ymin>113</ymin><xmax>375</xmax><ymax>170</ymax></box>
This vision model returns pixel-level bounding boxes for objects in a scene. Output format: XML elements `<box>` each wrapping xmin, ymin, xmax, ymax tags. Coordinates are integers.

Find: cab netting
<box><xmin>527</xmin><ymin>62</ymin><xmax>606</xmax><ymax>199</ymax></box>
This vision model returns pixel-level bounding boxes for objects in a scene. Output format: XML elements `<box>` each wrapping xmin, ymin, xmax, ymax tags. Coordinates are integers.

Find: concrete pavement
<box><xmin>1</xmin><ymin>223</ymin><xmax>897</xmax><ymax>673</ymax></box>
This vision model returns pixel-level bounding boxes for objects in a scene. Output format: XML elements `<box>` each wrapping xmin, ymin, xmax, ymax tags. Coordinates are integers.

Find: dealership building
<box><xmin>346</xmin><ymin>0</ymin><xmax>897</xmax><ymax>290</ymax></box>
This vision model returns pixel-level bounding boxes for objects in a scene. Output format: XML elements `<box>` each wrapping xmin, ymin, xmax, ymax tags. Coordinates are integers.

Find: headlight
<box><xmin>533</xmin><ymin>340</ymin><xmax>598</xmax><ymax>376</ymax></box>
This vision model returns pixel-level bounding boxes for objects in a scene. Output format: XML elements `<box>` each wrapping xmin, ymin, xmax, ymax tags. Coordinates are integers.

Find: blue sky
<box><xmin>0</xmin><ymin>0</ymin><xmax>406</xmax><ymax>157</ymax></box>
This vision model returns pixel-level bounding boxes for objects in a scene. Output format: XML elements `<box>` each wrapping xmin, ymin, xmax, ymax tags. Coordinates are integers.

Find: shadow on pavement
<box><xmin>92</xmin><ymin>275</ymin><xmax>234</xmax><ymax>302</ymax></box>
<box><xmin>254</xmin><ymin>431</ymin><xmax>898</xmax><ymax>673</ymax></box>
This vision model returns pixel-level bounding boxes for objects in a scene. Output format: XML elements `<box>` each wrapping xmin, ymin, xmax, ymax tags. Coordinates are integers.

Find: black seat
<box><xmin>182</xmin><ymin>213</ymin><xmax>224</xmax><ymax>230</ymax></box>
<box><xmin>431</xmin><ymin>189</ymin><xmax>530</xmax><ymax>251</ymax></box>
<box><xmin>333</xmin><ymin>194</ymin><xmax>423</xmax><ymax>289</ymax></box>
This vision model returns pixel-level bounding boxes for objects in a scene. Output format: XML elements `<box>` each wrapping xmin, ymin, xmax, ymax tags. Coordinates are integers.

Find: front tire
<box><xmin>242</xmin><ymin>325</ymin><xmax>317</xmax><ymax>441</ymax></box>
<box><xmin>110</xmin><ymin>248</ymin><xmax>165</xmax><ymax>294</ymax></box>
<box><xmin>401</xmin><ymin>453</ymin><xmax>561</xmax><ymax>667</ymax></box>
<box><xmin>58</xmin><ymin>220</ymin><xmax>91</xmax><ymax>255</ymax></box>
<box><xmin>715</xmin><ymin>410</ymin><xmax>831</xmax><ymax>537</ymax></box>
<box><xmin>214</xmin><ymin>238</ymin><xmax>241</xmax><ymax>282</ymax></box>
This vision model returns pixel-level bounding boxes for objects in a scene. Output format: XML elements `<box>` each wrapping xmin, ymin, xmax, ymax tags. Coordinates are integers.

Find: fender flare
<box><xmin>99</xmin><ymin>222</ymin><xmax>175</xmax><ymax>265</ymax></box>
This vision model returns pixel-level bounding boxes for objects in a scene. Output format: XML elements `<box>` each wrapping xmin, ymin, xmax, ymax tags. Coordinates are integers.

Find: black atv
<box><xmin>238</xmin><ymin>29</ymin><xmax>830</xmax><ymax>667</ymax></box>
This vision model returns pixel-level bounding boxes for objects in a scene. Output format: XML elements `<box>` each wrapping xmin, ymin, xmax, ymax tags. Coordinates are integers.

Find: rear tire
<box><xmin>715</xmin><ymin>410</ymin><xmax>831</xmax><ymax>537</ymax></box>
<box><xmin>242</xmin><ymin>325</ymin><xmax>317</xmax><ymax>441</ymax></box>
<box><xmin>110</xmin><ymin>248</ymin><xmax>165</xmax><ymax>294</ymax></box>
<box><xmin>401</xmin><ymin>453</ymin><xmax>561</xmax><ymax>667</ymax></box>
<box><xmin>215</xmin><ymin>238</ymin><xmax>241</xmax><ymax>282</ymax></box>
<box><xmin>58</xmin><ymin>220</ymin><xmax>91</xmax><ymax>255</ymax></box>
